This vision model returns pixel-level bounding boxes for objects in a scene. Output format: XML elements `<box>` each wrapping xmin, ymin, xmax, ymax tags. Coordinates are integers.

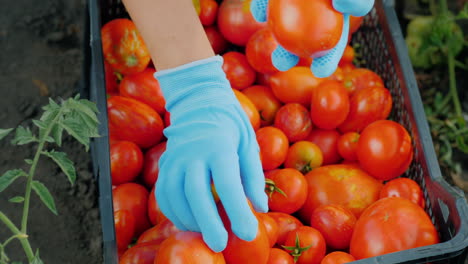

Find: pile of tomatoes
<box><xmin>100</xmin><ymin>0</ymin><xmax>440</xmax><ymax>263</ymax></box>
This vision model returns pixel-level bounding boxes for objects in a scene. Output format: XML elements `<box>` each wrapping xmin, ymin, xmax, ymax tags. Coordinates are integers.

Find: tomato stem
<box><xmin>0</xmin><ymin>212</ymin><xmax>33</xmax><ymax>261</ymax></box>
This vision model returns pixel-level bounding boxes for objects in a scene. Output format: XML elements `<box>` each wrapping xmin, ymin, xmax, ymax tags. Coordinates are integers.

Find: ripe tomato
<box><xmin>306</xmin><ymin>129</ymin><xmax>342</xmax><ymax>165</ymax></box>
<box><xmin>113</xmin><ymin>183</ymin><xmax>151</xmax><ymax>236</ymax></box>
<box><xmin>338</xmin><ymin>85</ymin><xmax>392</xmax><ymax>133</ymax></box>
<box><xmin>267</xmin><ymin>248</ymin><xmax>295</xmax><ymax>264</ymax></box>
<box><xmin>321</xmin><ymin>251</ymin><xmax>356</xmax><ymax>264</ymax></box>
<box><xmin>101</xmin><ymin>18</ymin><xmax>150</xmax><ymax>75</ymax></box>
<box><xmin>110</xmin><ymin>141</ymin><xmax>143</xmax><ymax>185</ymax></box>
<box><xmin>284</xmin><ymin>141</ymin><xmax>323</xmax><ymax>174</ymax></box>
<box><xmin>119</xmin><ymin>68</ymin><xmax>166</xmax><ymax>115</ymax></box>
<box><xmin>142</xmin><ymin>141</ymin><xmax>166</xmax><ymax>188</ymax></box>
<box><xmin>163</xmin><ymin>111</ymin><xmax>170</xmax><ymax>127</ymax></box>
<box><xmin>119</xmin><ymin>241</ymin><xmax>160</xmax><ymax>264</ymax></box>
<box><xmin>342</xmin><ymin>68</ymin><xmax>384</xmax><ymax>95</ymax></box>
<box><xmin>148</xmin><ymin>187</ymin><xmax>167</xmax><ymax>226</ymax></box>
<box><xmin>357</xmin><ymin>120</ymin><xmax>413</xmax><ymax>181</ymax></box>
<box><xmin>245</xmin><ymin>27</ymin><xmax>279</xmax><ymax>74</ymax></box>
<box><xmin>204</xmin><ymin>26</ymin><xmax>229</xmax><ymax>54</ymax></box>
<box><xmin>310</xmin><ymin>80</ymin><xmax>350</xmax><ymax>130</ymax></box>
<box><xmin>233</xmin><ymin>89</ymin><xmax>261</xmax><ymax>130</ymax></box>
<box><xmin>267</xmin><ymin>212</ymin><xmax>303</xmax><ymax>246</ymax></box>
<box><xmin>104</xmin><ymin>61</ymin><xmax>119</xmax><ymax>94</ymax></box>
<box><xmin>256</xmin><ymin>72</ymin><xmax>273</xmax><ymax>86</ymax></box>
<box><xmin>350</xmin><ymin>16</ymin><xmax>364</xmax><ymax>35</ymax></box>
<box><xmin>217</xmin><ymin>0</ymin><xmax>266</xmax><ymax>46</ymax></box>
<box><xmin>310</xmin><ymin>205</ymin><xmax>357</xmax><ymax>250</ymax></box>
<box><xmin>258</xmin><ymin>213</ymin><xmax>280</xmax><ymax>247</ymax></box>
<box><xmin>107</xmin><ymin>96</ymin><xmax>164</xmax><ymax>149</ymax></box>
<box><xmin>256</xmin><ymin>126</ymin><xmax>289</xmax><ymax>170</ymax></box>
<box><xmin>283</xmin><ymin>226</ymin><xmax>326</xmax><ymax>264</ymax></box>
<box><xmin>155</xmin><ymin>232</ymin><xmax>226</xmax><ymax>264</ymax></box>
<box><xmin>350</xmin><ymin>197</ymin><xmax>439</xmax><ymax>259</ymax></box>
<box><xmin>242</xmin><ymin>85</ymin><xmax>282</xmax><ymax>127</ymax></box>
<box><xmin>298</xmin><ymin>164</ymin><xmax>383</xmax><ymax>223</ymax></box>
<box><xmin>328</xmin><ymin>67</ymin><xmax>345</xmax><ymax>82</ymax></box>
<box><xmin>114</xmin><ymin>210</ymin><xmax>135</xmax><ymax>251</ymax></box>
<box><xmin>199</xmin><ymin>0</ymin><xmax>218</xmax><ymax>26</ymax></box>
<box><xmin>339</xmin><ymin>45</ymin><xmax>355</xmax><ymax>65</ymax></box>
<box><xmin>337</xmin><ymin>132</ymin><xmax>360</xmax><ymax>161</ymax></box>
<box><xmin>379</xmin><ymin>178</ymin><xmax>425</xmax><ymax>208</ymax></box>
<box><xmin>267</xmin><ymin>0</ymin><xmax>343</xmax><ymax>58</ymax></box>
<box><xmin>270</xmin><ymin>67</ymin><xmax>323</xmax><ymax>107</ymax></box>
<box><xmin>274</xmin><ymin>103</ymin><xmax>313</xmax><ymax>142</ymax></box>
<box><xmin>265</xmin><ymin>168</ymin><xmax>308</xmax><ymax>214</ymax></box>
<box><xmin>297</xmin><ymin>56</ymin><xmax>313</xmax><ymax>67</ymax></box>
<box><xmin>222</xmin><ymin>51</ymin><xmax>256</xmax><ymax>90</ymax></box>
<box><xmin>137</xmin><ymin>218</ymin><xmax>180</xmax><ymax>244</ymax></box>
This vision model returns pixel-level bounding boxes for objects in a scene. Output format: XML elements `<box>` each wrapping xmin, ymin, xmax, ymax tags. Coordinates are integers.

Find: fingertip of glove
<box><xmin>232</xmin><ymin>214</ymin><xmax>259</xmax><ymax>242</ymax></box>
<box><xmin>204</xmin><ymin>228</ymin><xmax>228</xmax><ymax>253</ymax></box>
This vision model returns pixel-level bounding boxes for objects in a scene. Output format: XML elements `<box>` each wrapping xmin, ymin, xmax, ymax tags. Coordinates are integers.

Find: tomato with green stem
<box><xmin>284</xmin><ymin>141</ymin><xmax>323</xmax><ymax>174</ymax></box>
<box><xmin>265</xmin><ymin>168</ymin><xmax>308</xmax><ymax>214</ymax></box>
<box><xmin>283</xmin><ymin>226</ymin><xmax>326</xmax><ymax>264</ymax></box>
<box><xmin>267</xmin><ymin>212</ymin><xmax>303</xmax><ymax>246</ymax></box>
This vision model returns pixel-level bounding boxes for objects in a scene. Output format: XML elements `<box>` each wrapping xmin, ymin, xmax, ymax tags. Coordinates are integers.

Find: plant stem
<box><xmin>0</xmin><ymin>212</ymin><xmax>34</xmax><ymax>260</ymax></box>
<box><xmin>447</xmin><ymin>49</ymin><xmax>465</xmax><ymax>125</ymax></box>
<box><xmin>439</xmin><ymin>0</ymin><xmax>448</xmax><ymax>13</ymax></box>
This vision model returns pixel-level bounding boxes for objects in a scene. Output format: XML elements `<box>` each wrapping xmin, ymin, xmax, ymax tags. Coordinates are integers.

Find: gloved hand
<box><xmin>250</xmin><ymin>0</ymin><xmax>374</xmax><ymax>78</ymax></box>
<box><xmin>154</xmin><ymin>56</ymin><xmax>269</xmax><ymax>252</ymax></box>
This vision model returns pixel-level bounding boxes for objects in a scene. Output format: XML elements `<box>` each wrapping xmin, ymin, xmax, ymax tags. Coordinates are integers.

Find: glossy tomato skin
<box><xmin>242</xmin><ymin>85</ymin><xmax>282</xmax><ymax>127</ymax></box>
<box><xmin>342</xmin><ymin>68</ymin><xmax>384</xmax><ymax>95</ymax></box>
<box><xmin>222</xmin><ymin>51</ymin><xmax>256</xmax><ymax>90</ymax></box>
<box><xmin>284</xmin><ymin>141</ymin><xmax>323</xmax><ymax>174</ymax></box>
<box><xmin>274</xmin><ymin>103</ymin><xmax>313</xmax><ymax>142</ymax></box>
<box><xmin>137</xmin><ymin>218</ymin><xmax>180</xmax><ymax>244</ymax></box>
<box><xmin>321</xmin><ymin>251</ymin><xmax>356</xmax><ymax>264</ymax></box>
<box><xmin>298</xmin><ymin>164</ymin><xmax>383</xmax><ymax>223</ymax></box>
<box><xmin>265</xmin><ymin>168</ymin><xmax>308</xmax><ymax>214</ymax></box>
<box><xmin>310</xmin><ymin>80</ymin><xmax>350</xmax><ymax>130</ymax></box>
<box><xmin>310</xmin><ymin>205</ymin><xmax>357</xmax><ymax>250</ymax></box>
<box><xmin>104</xmin><ymin>61</ymin><xmax>119</xmax><ymax>94</ymax></box>
<box><xmin>114</xmin><ymin>210</ymin><xmax>136</xmax><ymax>252</ymax></box>
<box><xmin>350</xmin><ymin>197</ymin><xmax>439</xmax><ymax>259</ymax></box>
<box><xmin>337</xmin><ymin>132</ymin><xmax>360</xmax><ymax>161</ymax></box>
<box><xmin>256</xmin><ymin>126</ymin><xmax>289</xmax><ymax>170</ymax></box>
<box><xmin>142</xmin><ymin>141</ymin><xmax>166</xmax><ymax>188</ymax></box>
<box><xmin>148</xmin><ymin>187</ymin><xmax>167</xmax><ymax>226</ymax></box>
<box><xmin>267</xmin><ymin>212</ymin><xmax>303</xmax><ymax>246</ymax></box>
<box><xmin>101</xmin><ymin>18</ymin><xmax>150</xmax><ymax>75</ymax></box>
<box><xmin>357</xmin><ymin>120</ymin><xmax>413</xmax><ymax>181</ymax></box>
<box><xmin>379</xmin><ymin>178</ymin><xmax>425</xmax><ymax>208</ymax></box>
<box><xmin>110</xmin><ymin>141</ymin><xmax>143</xmax><ymax>185</ymax></box>
<box><xmin>107</xmin><ymin>96</ymin><xmax>164</xmax><ymax>149</ymax></box>
<box><xmin>199</xmin><ymin>0</ymin><xmax>218</xmax><ymax>26</ymax></box>
<box><xmin>119</xmin><ymin>68</ymin><xmax>166</xmax><ymax>115</ymax></box>
<box><xmin>217</xmin><ymin>0</ymin><xmax>266</xmax><ymax>46</ymax></box>
<box><xmin>233</xmin><ymin>89</ymin><xmax>261</xmax><ymax>130</ymax></box>
<box><xmin>267</xmin><ymin>248</ymin><xmax>295</xmax><ymax>264</ymax></box>
<box><xmin>306</xmin><ymin>129</ymin><xmax>342</xmax><ymax>165</ymax></box>
<box><xmin>283</xmin><ymin>226</ymin><xmax>327</xmax><ymax>264</ymax></box>
<box><xmin>268</xmin><ymin>0</ymin><xmax>343</xmax><ymax>58</ymax></box>
<box><xmin>204</xmin><ymin>26</ymin><xmax>229</xmax><ymax>54</ymax></box>
<box><xmin>258</xmin><ymin>213</ymin><xmax>280</xmax><ymax>247</ymax></box>
<box><xmin>246</xmin><ymin>27</ymin><xmax>279</xmax><ymax>74</ymax></box>
<box><xmin>113</xmin><ymin>183</ymin><xmax>151</xmax><ymax>236</ymax></box>
<box><xmin>119</xmin><ymin>242</ymin><xmax>160</xmax><ymax>264</ymax></box>
<box><xmin>154</xmin><ymin>231</ymin><xmax>226</xmax><ymax>264</ymax></box>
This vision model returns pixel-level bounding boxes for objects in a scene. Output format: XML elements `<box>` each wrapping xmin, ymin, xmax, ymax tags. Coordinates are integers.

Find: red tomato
<box><xmin>204</xmin><ymin>26</ymin><xmax>229</xmax><ymax>54</ymax></box>
<box><xmin>113</xmin><ymin>183</ymin><xmax>151</xmax><ymax>236</ymax></box>
<box><xmin>274</xmin><ymin>103</ymin><xmax>313</xmax><ymax>142</ymax></box>
<box><xmin>222</xmin><ymin>51</ymin><xmax>256</xmax><ymax>90</ymax></box>
<box><xmin>379</xmin><ymin>178</ymin><xmax>425</xmax><ymax>208</ymax></box>
<box><xmin>119</xmin><ymin>68</ymin><xmax>166</xmax><ymax>115</ymax></box>
<box><xmin>110</xmin><ymin>141</ymin><xmax>143</xmax><ymax>185</ymax></box>
<box><xmin>297</xmin><ymin>57</ymin><xmax>313</xmax><ymax>67</ymax></box>
<box><xmin>148</xmin><ymin>187</ymin><xmax>167</xmax><ymax>226</ymax></box>
<box><xmin>350</xmin><ymin>197</ymin><xmax>439</xmax><ymax>259</ymax></box>
<box><xmin>265</xmin><ymin>168</ymin><xmax>308</xmax><ymax>214</ymax></box>
<box><xmin>357</xmin><ymin>120</ymin><xmax>413</xmax><ymax>181</ymax></box>
<box><xmin>350</xmin><ymin>16</ymin><xmax>364</xmax><ymax>35</ymax></box>
<box><xmin>257</xmin><ymin>72</ymin><xmax>273</xmax><ymax>86</ymax></box>
<box><xmin>283</xmin><ymin>226</ymin><xmax>326</xmax><ymax>264</ymax></box>
<box><xmin>258</xmin><ymin>213</ymin><xmax>280</xmax><ymax>248</ymax></box>
<box><xmin>270</xmin><ymin>67</ymin><xmax>323</xmax><ymax>107</ymax></box>
<box><xmin>101</xmin><ymin>18</ymin><xmax>150</xmax><ymax>75</ymax></box>
<box><xmin>306</xmin><ymin>129</ymin><xmax>342</xmax><ymax>165</ymax></box>
<box><xmin>119</xmin><ymin>242</ymin><xmax>160</xmax><ymax>264</ymax></box>
<box><xmin>321</xmin><ymin>251</ymin><xmax>356</xmax><ymax>264</ymax></box>
<box><xmin>107</xmin><ymin>96</ymin><xmax>164</xmax><ymax>149</ymax></box>
<box><xmin>137</xmin><ymin>218</ymin><xmax>180</xmax><ymax>244</ymax></box>
<box><xmin>199</xmin><ymin>0</ymin><xmax>218</xmax><ymax>26</ymax></box>
<box><xmin>104</xmin><ymin>61</ymin><xmax>119</xmax><ymax>93</ymax></box>
<box><xmin>328</xmin><ymin>67</ymin><xmax>345</xmax><ymax>82</ymax></box>
<box><xmin>268</xmin><ymin>0</ymin><xmax>342</xmax><ymax>58</ymax></box>
<box><xmin>256</xmin><ymin>126</ymin><xmax>289</xmax><ymax>170</ymax></box>
<box><xmin>310</xmin><ymin>205</ymin><xmax>357</xmax><ymax>250</ymax></box>
<box><xmin>155</xmin><ymin>232</ymin><xmax>225</xmax><ymax>264</ymax></box>
<box><xmin>163</xmin><ymin>111</ymin><xmax>171</xmax><ymax>128</ymax></box>
<box><xmin>338</xmin><ymin>85</ymin><xmax>392</xmax><ymax>133</ymax></box>
<box><xmin>337</xmin><ymin>132</ymin><xmax>360</xmax><ymax>161</ymax></box>
<box><xmin>217</xmin><ymin>0</ymin><xmax>266</xmax><ymax>46</ymax></box>
<box><xmin>245</xmin><ymin>27</ymin><xmax>279</xmax><ymax>74</ymax></box>
<box><xmin>242</xmin><ymin>85</ymin><xmax>282</xmax><ymax>127</ymax></box>
<box><xmin>142</xmin><ymin>141</ymin><xmax>166</xmax><ymax>189</ymax></box>
<box><xmin>267</xmin><ymin>212</ymin><xmax>303</xmax><ymax>246</ymax></box>
<box><xmin>114</xmin><ymin>210</ymin><xmax>136</xmax><ymax>251</ymax></box>
<box><xmin>233</xmin><ymin>89</ymin><xmax>261</xmax><ymax>130</ymax></box>
<box><xmin>310</xmin><ymin>80</ymin><xmax>350</xmax><ymax>130</ymax></box>
<box><xmin>298</xmin><ymin>164</ymin><xmax>383</xmax><ymax>223</ymax></box>
<box><xmin>267</xmin><ymin>248</ymin><xmax>295</xmax><ymax>264</ymax></box>
<box><xmin>284</xmin><ymin>141</ymin><xmax>323</xmax><ymax>174</ymax></box>
<box><xmin>342</xmin><ymin>68</ymin><xmax>384</xmax><ymax>95</ymax></box>
<box><xmin>339</xmin><ymin>45</ymin><xmax>355</xmax><ymax>65</ymax></box>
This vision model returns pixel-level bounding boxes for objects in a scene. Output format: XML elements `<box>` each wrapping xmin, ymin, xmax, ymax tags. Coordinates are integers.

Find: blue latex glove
<box><xmin>153</xmin><ymin>56</ymin><xmax>269</xmax><ymax>253</ymax></box>
<box><xmin>250</xmin><ymin>0</ymin><xmax>374</xmax><ymax>78</ymax></box>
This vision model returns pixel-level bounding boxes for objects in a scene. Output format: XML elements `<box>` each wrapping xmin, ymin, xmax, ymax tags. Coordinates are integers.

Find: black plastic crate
<box><xmin>84</xmin><ymin>0</ymin><xmax>468</xmax><ymax>263</ymax></box>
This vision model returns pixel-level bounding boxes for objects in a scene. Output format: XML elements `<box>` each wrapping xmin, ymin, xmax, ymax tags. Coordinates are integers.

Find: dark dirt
<box><xmin>0</xmin><ymin>0</ymin><xmax>102</xmax><ymax>263</ymax></box>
